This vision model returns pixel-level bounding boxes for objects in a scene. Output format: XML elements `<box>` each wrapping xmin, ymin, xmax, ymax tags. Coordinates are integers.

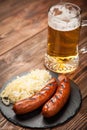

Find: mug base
<box><xmin>45</xmin><ymin>54</ymin><xmax>79</xmax><ymax>74</ymax></box>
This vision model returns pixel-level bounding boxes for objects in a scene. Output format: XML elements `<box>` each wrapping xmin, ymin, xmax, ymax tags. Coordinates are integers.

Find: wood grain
<box><xmin>0</xmin><ymin>0</ymin><xmax>87</xmax><ymax>130</ymax></box>
<box><xmin>0</xmin><ymin>0</ymin><xmax>58</xmax><ymax>56</ymax></box>
<box><xmin>0</xmin><ymin>29</ymin><xmax>47</xmax><ymax>88</ymax></box>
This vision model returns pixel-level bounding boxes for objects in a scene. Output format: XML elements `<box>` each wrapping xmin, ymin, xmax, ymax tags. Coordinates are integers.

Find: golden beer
<box><xmin>45</xmin><ymin>2</ymin><xmax>81</xmax><ymax>73</ymax></box>
<box><xmin>47</xmin><ymin>26</ymin><xmax>80</xmax><ymax>57</ymax></box>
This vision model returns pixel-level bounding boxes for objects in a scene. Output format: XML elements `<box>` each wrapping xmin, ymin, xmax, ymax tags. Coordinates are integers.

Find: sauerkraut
<box><xmin>0</xmin><ymin>69</ymin><xmax>51</xmax><ymax>105</ymax></box>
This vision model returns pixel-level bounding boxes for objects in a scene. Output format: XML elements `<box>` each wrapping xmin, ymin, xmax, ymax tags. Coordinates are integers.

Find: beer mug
<box><xmin>45</xmin><ymin>2</ymin><xmax>87</xmax><ymax>73</ymax></box>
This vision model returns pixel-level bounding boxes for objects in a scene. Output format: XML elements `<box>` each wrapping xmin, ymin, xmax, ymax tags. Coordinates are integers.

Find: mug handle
<box><xmin>80</xmin><ymin>20</ymin><xmax>87</xmax><ymax>54</ymax></box>
<box><xmin>82</xmin><ymin>20</ymin><xmax>87</xmax><ymax>27</ymax></box>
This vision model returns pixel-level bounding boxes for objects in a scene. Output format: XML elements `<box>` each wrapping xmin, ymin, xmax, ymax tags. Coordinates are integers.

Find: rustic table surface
<box><xmin>0</xmin><ymin>0</ymin><xmax>87</xmax><ymax>130</ymax></box>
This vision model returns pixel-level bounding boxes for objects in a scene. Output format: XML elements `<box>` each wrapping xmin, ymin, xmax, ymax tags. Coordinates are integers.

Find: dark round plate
<box><xmin>0</xmin><ymin>71</ymin><xmax>82</xmax><ymax>129</ymax></box>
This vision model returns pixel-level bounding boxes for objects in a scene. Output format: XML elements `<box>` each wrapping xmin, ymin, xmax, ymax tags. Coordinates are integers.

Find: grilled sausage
<box><xmin>42</xmin><ymin>75</ymin><xmax>70</xmax><ymax>118</ymax></box>
<box><xmin>13</xmin><ymin>78</ymin><xmax>58</xmax><ymax>114</ymax></box>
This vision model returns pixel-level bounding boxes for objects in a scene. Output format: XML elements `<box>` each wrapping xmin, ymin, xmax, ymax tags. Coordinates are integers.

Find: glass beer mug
<box><xmin>45</xmin><ymin>2</ymin><xmax>87</xmax><ymax>73</ymax></box>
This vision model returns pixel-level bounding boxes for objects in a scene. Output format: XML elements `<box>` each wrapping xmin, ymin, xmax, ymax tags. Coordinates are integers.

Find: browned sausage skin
<box><xmin>42</xmin><ymin>75</ymin><xmax>70</xmax><ymax>118</ymax></box>
<box><xmin>13</xmin><ymin>78</ymin><xmax>58</xmax><ymax>115</ymax></box>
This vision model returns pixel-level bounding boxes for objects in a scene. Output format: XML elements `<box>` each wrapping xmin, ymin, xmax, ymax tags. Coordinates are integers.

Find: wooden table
<box><xmin>0</xmin><ymin>0</ymin><xmax>87</xmax><ymax>130</ymax></box>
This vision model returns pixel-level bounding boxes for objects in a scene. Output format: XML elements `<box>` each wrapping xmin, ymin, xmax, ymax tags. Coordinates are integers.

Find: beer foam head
<box><xmin>48</xmin><ymin>2</ymin><xmax>81</xmax><ymax>31</ymax></box>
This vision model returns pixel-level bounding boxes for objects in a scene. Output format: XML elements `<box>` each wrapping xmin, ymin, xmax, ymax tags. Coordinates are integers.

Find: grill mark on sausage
<box><xmin>36</xmin><ymin>91</ymin><xmax>45</xmax><ymax>96</ymax></box>
<box><xmin>48</xmin><ymin>83</ymin><xmax>53</xmax><ymax>86</ymax></box>
<box><xmin>61</xmin><ymin>84</ymin><xmax>65</xmax><ymax>88</ymax></box>
<box><xmin>64</xmin><ymin>78</ymin><xmax>68</xmax><ymax>83</ymax></box>
<box><xmin>43</xmin><ymin>87</ymin><xmax>50</xmax><ymax>90</ymax></box>
<box><xmin>28</xmin><ymin>97</ymin><xmax>36</xmax><ymax>100</ymax></box>
<box><xmin>55</xmin><ymin>94</ymin><xmax>59</xmax><ymax>99</ymax></box>
<box><xmin>57</xmin><ymin>76</ymin><xmax>68</xmax><ymax>83</ymax></box>
<box><xmin>40</xmin><ymin>91</ymin><xmax>46</xmax><ymax>94</ymax></box>
<box><xmin>36</xmin><ymin>86</ymin><xmax>51</xmax><ymax>96</ymax></box>
<box><xmin>45</xmin><ymin>103</ymin><xmax>49</xmax><ymax>108</ymax></box>
<box><xmin>59</xmin><ymin>90</ymin><xmax>63</xmax><ymax>94</ymax></box>
<box><xmin>34</xmin><ymin>83</ymin><xmax>56</xmax><ymax>97</ymax></box>
<box><xmin>50</xmin><ymin>98</ymin><xmax>54</xmax><ymax>103</ymax></box>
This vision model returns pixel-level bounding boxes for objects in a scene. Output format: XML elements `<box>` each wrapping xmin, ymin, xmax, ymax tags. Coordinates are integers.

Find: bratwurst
<box><xmin>42</xmin><ymin>75</ymin><xmax>70</xmax><ymax>118</ymax></box>
<box><xmin>13</xmin><ymin>78</ymin><xmax>58</xmax><ymax>114</ymax></box>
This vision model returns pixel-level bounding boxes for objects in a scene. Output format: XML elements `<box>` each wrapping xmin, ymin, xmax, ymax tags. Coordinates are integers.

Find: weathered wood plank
<box><xmin>0</xmin><ymin>0</ymin><xmax>58</xmax><ymax>56</ymax></box>
<box><xmin>0</xmin><ymin>29</ymin><xmax>47</xmax><ymax>88</ymax></box>
<box><xmin>0</xmin><ymin>0</ymin><xmax>30</xmax><ymax>21</ymax></box>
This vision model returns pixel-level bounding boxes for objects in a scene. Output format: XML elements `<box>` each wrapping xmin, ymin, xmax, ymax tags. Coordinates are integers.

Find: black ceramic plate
<box><xmin>0</xmin><ymin>71</ymin><xmax>82</xmax><ymax>129</ymax></box>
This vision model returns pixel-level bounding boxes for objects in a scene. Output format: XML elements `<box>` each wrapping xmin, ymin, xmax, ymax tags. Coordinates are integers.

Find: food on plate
<box><xmin>0</xmin><ymin>69</ymin><xmax>51</xmax><ymax>105</ymax></box>
<box><xmin>13</xmin><ymin>78</ymin><xmax>58</xmax><ymax>114</ymax></box>
<box><xmin>0</xmin><ymin>69</ymin><xmax>71</xmax><ymax>118</ymax></box>
<box><xmin>42</xmin><ymin>75</ymin><xmax>70</xmax><ymax>118</ymax></box>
